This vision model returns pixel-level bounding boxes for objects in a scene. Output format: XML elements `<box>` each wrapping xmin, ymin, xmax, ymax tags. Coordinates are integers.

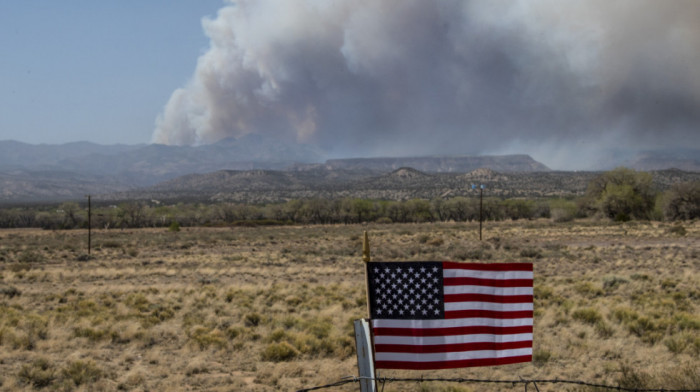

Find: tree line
<box><xmin>0</xmin><ymin>168</ymin><xmax>697</xmax><ymax>229</ymax></box>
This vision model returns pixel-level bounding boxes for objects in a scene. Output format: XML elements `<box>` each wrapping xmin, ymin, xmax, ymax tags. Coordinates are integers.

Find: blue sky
<box><xmin>0</xmin><ymin>1</ymin><xmax>224</xmax><ymax>145</ymax></box>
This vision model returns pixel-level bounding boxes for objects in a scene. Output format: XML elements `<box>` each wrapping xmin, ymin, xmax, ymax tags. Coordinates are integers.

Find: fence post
<box><xmin>354</xmin><ymin>319</ymin><xmax>376</xmax><ymax>392</ymax></box>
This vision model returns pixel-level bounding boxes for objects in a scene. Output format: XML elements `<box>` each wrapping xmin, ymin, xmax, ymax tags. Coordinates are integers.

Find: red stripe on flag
<box><xmin>443</xmin><ymin>262</ymin><xmax>533</xmax><ymax>271</ymax></box>
<box><xmin>444</xmin><ymin>277</ymin><xmax>533</xmax><ymax>287</ymax></box>
<box><xmin>444</xmin><ymin>293</ymin><xmax>533</xmax><ymax>303</ymax></box>
<box><xmin>373</xmin><ymin>325</ymin><xmax>533</xmax><ymax>337</ymax></box>
<box><xmin>445</xmin><ymin>309</ymin><xmax>533</xmax><ymax>319</ymax></box>
<box><xmin>376</xmin><ymin>340</ymin><xmax>532</xmax><ymax>354</ymax></box>
<box><xmin>375</xmin><ymin>355</ymin><xmax>533</xmax><ymax>370</ymax></box>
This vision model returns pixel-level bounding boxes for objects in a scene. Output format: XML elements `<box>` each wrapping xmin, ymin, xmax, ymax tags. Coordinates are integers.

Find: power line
<box><xmin>297</xmin><ymin>376</ymin><xmax>700</xmax><ymax>392</ymax></box>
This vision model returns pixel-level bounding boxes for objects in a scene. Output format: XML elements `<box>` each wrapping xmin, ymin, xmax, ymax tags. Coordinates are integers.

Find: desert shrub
<box><xmin>661</xmin><ymin>279</ymin><xmax>677</xmax><ymax>290</ymax></box>
<box><xmin>100</xmin><ymin>240</ymin><xmax>122</xmax><ymax>248</ymax></box>
<box><xmin>261</xmin><ymin>342</ymin><xmax>298</xmax><ymax>362</ymax></box>
<box><xmin>572</xmin><ymin>308</ymin><xmax>602</xmax><ymax>324</ymax></box>
<box><xmin>451</xmin><ymin>248</ymin><xmax>492</xmax><ymax>261</ymax></box>
<box><xmin>265</xmin><ymin>328</ymin><xmax>288</xmax><ymax>343</ymax></box>
<box><xmin>18</xmin><ymin>358</ymin><xmax>56</xmax><ymax>388</ymax></box>
<box><xmin>667</xmin><ymin>224</ymin><xmax>687</xmax><ymax>236</ymax></box>
<box><xmin>18</xmin><ymin>250</ymin><xmax>44</xmax><ymax>263</ymax></box>
<box><xmin>0</xmin><ymin>286</ymin><xmax>21</xmax><ymax>298</ymax></box>
<box><xmin>616</xmin><ymin>362</ymin><xmax>700</xmax><ymax>390</ymax></box>
<box><xmin>303</xmin><ymin>317</ymin><xmax>333</xmax><ymax>339</ymax></box>
<box><xmin>595</xmin><ymin>320</ymin><xmax>615</xmax><ymax>338</ymax></box>
<box><xmin>519</xmin><ymin>248</ymin><xmax>542</xmax><ymax>259</ymax></box>
<box><xmin>231</xmin><ymin>219</ymin><xmax>288</xmax><ymax>227</ymax></box>
<box><xmin>611</xmin><ymin>307</ymin><xmax>639</xmax><ymax>324</ymax></box>
<box><xmin>602</xmin><ymin>276</ymin><xmax>628</xmax><ymax>291</ymax></box>
<box><xmin>616</xmin><ymin>363</ymin><xmax>653</xmax><ymax>389</ymax></box>
<box><xmin>8</xmin><ymin>262</ymin><xmax>31</xmax><ymax>273</ymax></box>
<box><xmin>532</xmin><ymin>349</ymin><xmax>551</xmax><ymax>366</ymax></box>
<box><xmin>427</xmin><ymin>237</ymin><xmax>444</xmax><ymax>246</ymax></box>
<box><xmin>226</xmin><ymin>326</ymin><xmax>244</xmax><ymax>340</ymax></box>
<box><xmin>62</xmin><ymin>360</ymin><xmax>103</xmax><ymax>386</ymax></box>
<box><xmin>673</xmin><ymin>312</ymin><xmax>700</xmax><ymax>331</ymax></box>
<box><xmin>549</xmin><ymin>198</ymin><xmax>578</xmax><ymax>222</ymax></box>
<box><xmin>628</xmin><ymin>317</ymin><xmax>663</xmax><ymax>344</ymax></box>
<box><xmin>574</xmin><ymin>282</ymin><xmax>604</xmax><ymax>298</ymax></box>
<box><xmin>74</xmin><ymin>326</ymin><xmax>109</xmax><ymax>341</ymax></box>
<box><xmin>664</xmin><ymin>333</ymin><xmax>692</xmax><ymax>354</ymax></box>
<box><xmin>533</xmin><ymin>284</ymin><xmax>554</xmax><ymax>302</ymax></box>
<box><xmin>2</xmin><ymin>312</ymin><xmax>49</xmax><ymax>349</ymax></box>
<box><xmin>189</xmin><ymin>326</ymin><xmax>227</xmax><ymax>349</ymax></box>
<box><xmin>244</xmin><ymin>312</ymin><xmax>263</xmax><ymax>327</ymax></box>
<box><xmin>168</xmin><ymin>221</ymin><xmax>181</xmax><ymax>232</ymax></box>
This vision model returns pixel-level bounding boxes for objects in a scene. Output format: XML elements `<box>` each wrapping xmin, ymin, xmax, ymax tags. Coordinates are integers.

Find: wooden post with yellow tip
<box><xmin>354</xmin><ymin>230</ymin><xmax>377</xmax><ymax>392</ymax></box>
<box><xmin>362</xmin><ymin>230</ymin><xmax>371</xmax><ymax>262</ymax></box>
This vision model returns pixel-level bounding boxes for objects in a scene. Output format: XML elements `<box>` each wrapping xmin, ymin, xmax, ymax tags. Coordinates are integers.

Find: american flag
<box><xmin>367</xmin><ymin>261</ymin><xmax>533</xmax><ymax>370</ymax></box>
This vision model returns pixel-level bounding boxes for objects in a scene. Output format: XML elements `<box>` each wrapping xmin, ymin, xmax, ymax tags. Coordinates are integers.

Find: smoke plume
<box><xmin>153</xmin><ymin>0</ymin><xmax>700</xmax><ymax>169</ymax></box>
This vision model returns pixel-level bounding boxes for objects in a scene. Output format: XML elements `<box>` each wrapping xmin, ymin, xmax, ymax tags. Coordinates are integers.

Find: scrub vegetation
<box><xmin>0</xmin><ymin>219</ymin><xmax>698</xmax><ymax>391</ymax></box>
<box><xmin>0</xmin><ymin>169</ymin><xmax>698</xmax><ymax>230</ymax></box>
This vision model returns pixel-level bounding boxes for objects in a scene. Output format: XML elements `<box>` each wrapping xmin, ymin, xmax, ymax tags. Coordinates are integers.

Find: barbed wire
<box><xmin>296</xmin><ymin>376</ymin><xmax>700</xmax><ymax>392</ymax></box>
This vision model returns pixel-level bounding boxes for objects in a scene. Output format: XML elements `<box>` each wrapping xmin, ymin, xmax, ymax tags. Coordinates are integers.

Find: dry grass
<box><xmin>0</xmin><ymin>220</ymin><xmax>698</xmax><ymax>391</ymax></box>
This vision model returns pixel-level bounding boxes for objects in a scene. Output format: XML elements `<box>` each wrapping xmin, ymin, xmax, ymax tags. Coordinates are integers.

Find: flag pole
<box><xmin>362</xmin><ymin>230</ymin><xmax>371</xmax><ymax>316</ymax></box>
<box><xmin>354</xmin><ymin>231</ymin><xmax>377</xmax><ymax>392</ymax></box>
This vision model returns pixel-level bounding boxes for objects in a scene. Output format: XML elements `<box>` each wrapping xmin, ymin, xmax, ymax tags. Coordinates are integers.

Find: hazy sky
<box><xmin>2</xmin><ymin>1</ymin><xmax>699</xmax><ymax>169</ymax></box>
<box><xmin>0</xmin><ymin>1</ymin><xmax>222</xmax><ymax>145</ymax></box>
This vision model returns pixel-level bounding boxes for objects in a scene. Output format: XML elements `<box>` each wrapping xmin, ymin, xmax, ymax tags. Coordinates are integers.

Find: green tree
<box><xmin>118</xmin><ymin>202</ymin><xmax>148</xmax><ymax>227</ymax></box>
<box><xmin>351</xmin><ymin>199</ymin><xmax>373</xmax><ymax>223</ymax></box>
<box><xmin>502</xmin><ymin>199</ymin><xmax>535</xmax><ymax>220</ymax></box>
<box><xmin>662</xmin><ymin>181</ymin><xmax>700</xmax><ymax>221</ymax></box>
<box><xmin>431</xmin><ymin>198</ymin><xmax>450</xmax><ymax>222</ymax></box>
<box><xmin>406</xmin><ymin>199</ymin><xmax>433</xmax><ymax>222</ymax></box>
<box><xmin>583</xmin><ymin>168</ymin><xmax>656</xmax><ymax>221</ymax></box>
<box><xmin>59</xmin><ymin>202</ymin><xmax>81</xmax><ymax>228</ymax></box>
<box><xmin>549</xmin><ymin>198</ymin><xmax>578</xmax><ymax>222</ymax></box>
<box><xmin>445</xmin><ymin>197</ymin><xmax>473</xmax><ymax>222</ymax></box>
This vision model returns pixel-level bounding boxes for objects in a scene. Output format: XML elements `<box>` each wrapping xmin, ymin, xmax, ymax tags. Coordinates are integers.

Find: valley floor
<box><xmin>0</xmin><ymin>220</ymin><xmax>698</xmax><ymax>391</ymax></box>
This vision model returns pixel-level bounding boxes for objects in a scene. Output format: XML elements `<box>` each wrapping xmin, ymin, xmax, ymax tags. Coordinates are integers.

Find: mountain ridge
<box><xmin>0</xmin><ymin>139</ymin><xmax>697</xmax><ymax>203</ymax></box>
<box><xmin>107</xmin><ymin>167</ymin><xmax>700</xmax><ymax>205</ymax></box>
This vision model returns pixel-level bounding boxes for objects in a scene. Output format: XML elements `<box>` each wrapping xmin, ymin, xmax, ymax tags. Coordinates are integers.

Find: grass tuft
<box><xmin>18</xmin><ymin>358</ymin><xmax>56</xmax><ymax>388</ymax></box>
<box><xmin>572</xmin><ymin>308</ymin><xmax>603</xmax><ymax>325</ymax></box>
<box><xmin>62</xmin><ymin>360</ymin><xmax>103</xmax><ymax>386</ymax></box>
<box><xmin>261</xmin><ymin>342</ymin><xmax>298</xmax><ymax>362</ymax></box>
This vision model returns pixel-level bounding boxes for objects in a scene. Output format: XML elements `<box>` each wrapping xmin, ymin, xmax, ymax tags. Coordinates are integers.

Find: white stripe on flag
<box><xmin>443</xmin><ymin>269</ymin><xmax>533</xmax><ymax>280</ymax></box>
<box><xmin>444</xmin><ymin>286</ymin><xmax>533</xmax><ymax>296</ymax></box>
<box><xmin>373</xmin><ymin>333</ymin><xmax>533</xmax><ymax>346</ymax></box>
<box><xmin>375</xmin><ymin>348</ymin><xmax>533</xmax><ymax>363</ymax></box>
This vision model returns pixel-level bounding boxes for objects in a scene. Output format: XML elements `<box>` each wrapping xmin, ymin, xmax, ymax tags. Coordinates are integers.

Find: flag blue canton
<box><xmin>367</xmin><ymin>262</ymin><xmax>445</xmax><ymax>319</ymax></box>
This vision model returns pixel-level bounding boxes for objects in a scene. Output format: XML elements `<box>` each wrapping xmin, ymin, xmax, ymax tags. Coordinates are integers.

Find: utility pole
<box><xmin>86</xmin><ymin>195</ymin><xmax>91</xmax><ymax>255</ymax></box>
<box><xmin>471</xmin><ymin>184</ymin><xmax>485</xmax><ymax>241</ymax></box>
<box><xmin>479</xmin><ymin>185</ymin><xmax>484</xmax><ymax>241</ymax></box>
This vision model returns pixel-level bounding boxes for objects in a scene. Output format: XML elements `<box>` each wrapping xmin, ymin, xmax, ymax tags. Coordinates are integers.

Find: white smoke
<box><xmin>153</xmin><ymin>0</ymin><xmax>700</xmax><ymax>168</ymax></box>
